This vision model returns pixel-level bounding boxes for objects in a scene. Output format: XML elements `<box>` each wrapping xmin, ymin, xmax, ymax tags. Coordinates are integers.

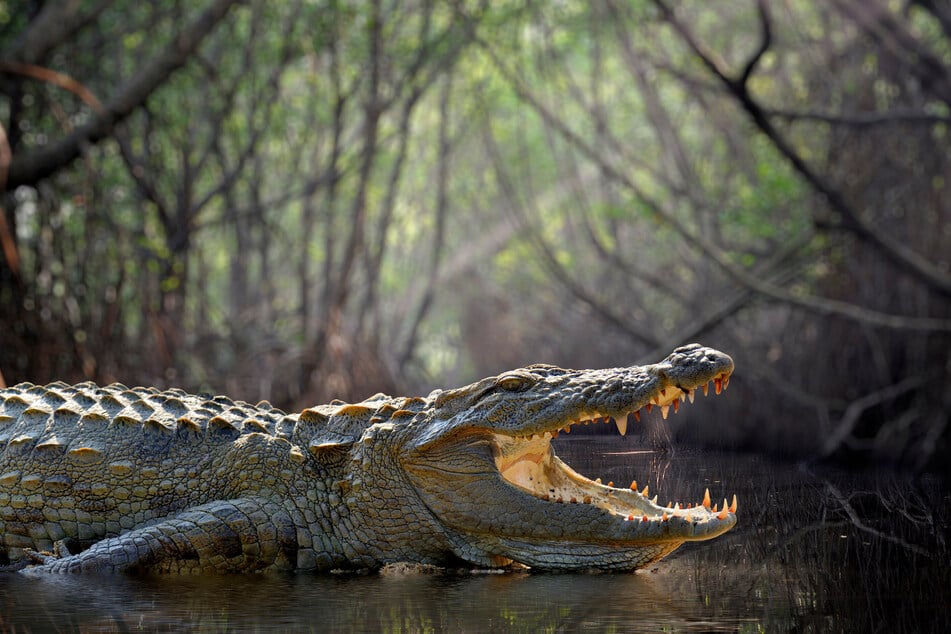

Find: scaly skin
<box><xmin>0</xmin><ymin>344</ymin><xmax>735</xmax><ymax>573</ymax></box>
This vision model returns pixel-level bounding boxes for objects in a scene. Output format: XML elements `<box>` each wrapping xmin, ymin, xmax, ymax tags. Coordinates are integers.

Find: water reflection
<box><xmin>0</xmin><ymin>441</ymin><xmax>946</xmax><ymax>633</ymax></box>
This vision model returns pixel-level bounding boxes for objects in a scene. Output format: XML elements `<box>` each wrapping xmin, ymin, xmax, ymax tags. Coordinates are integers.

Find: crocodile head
<box><xmin>391</xmin><ymin>343</ymin><xmax>737</xmax><ymax>571</ymax></box>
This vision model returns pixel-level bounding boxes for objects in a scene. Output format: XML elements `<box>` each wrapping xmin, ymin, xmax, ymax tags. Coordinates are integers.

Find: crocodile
<box><xmin>0</xmin><ymin>343</ymin><xmax>735</xmax><ymax>574</ymax></box>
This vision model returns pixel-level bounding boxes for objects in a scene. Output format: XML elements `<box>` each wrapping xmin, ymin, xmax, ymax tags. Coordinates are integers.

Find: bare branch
<box><xmin>822</xmin><ymin>478</ymin><xmax>930</xmax><ymax>556</ymax></box>
<box><xmin>652</xmin><ymin>0</ymin><xmax>951</xmax><ymax>298</ymax></box>
<box><xmin>3</xmin><ymin>0</ymin><xmax>114</xmax><ymax>65</ymax></box>
<box><xmin>0</xmin><ymin>62</ymin><xmax>105</xmax><ymax>114</ymax></box>
<box><xmin>763</xmin><ymin>107</ymin><xmax>951</xmax><ymax>127</ymax></box>
<box><xmin>645</xmin><ymin>231</ymin><xmax>816</xmax><ymax>361</ymax></box>
<box><xmin>397</xmin><ymin>73</ymin><xmax>454</xmax><ymax>370</ymax></box>
<box><xmin>480</xmin><ymin>118</ymin><xmax>660</xmax><ymax>348</ymax></box>
<box><xmin>478</xmin><ymin>33</ymin><xmax>951</xmax><ymax>332</ymax></box>
<box><xmin>0</xmin><ymin>124</ymin><xmax>18</xmax><ymax>279</ymax></box>
<box><xmin>4</xmin><ymin>0</ymin><xmax>240</xmax><ymax>190</ymax></box>
<box><xmin>818</xmin><ymin>373</ymin><xmax>935</xmax><ymax>459</ymax></box>
<box><xmin>738</xmin><ymin>0</ymin><xmax>772</xmax><ymax>88</ymax></box>
<box><xmin>833</xmin><ymin>0</ymin><xmax>951</xmax><ymax>106</ymax></box>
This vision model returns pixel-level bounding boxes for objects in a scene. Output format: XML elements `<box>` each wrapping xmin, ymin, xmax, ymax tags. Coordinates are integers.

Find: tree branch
<box><xmin>738</xmin><ymin>0</ymin><xmax>771</xmax><ymax>87</ymax></box>
<box><xmin>3</xmin><ymin>0</ymin><xmax>114</xmax><ymax>65</ymax></box>
<box><xmin>652</xmin><ymin>0</ymin><xmax>951</xmax><ymax>298</ymax></box>
<box><xmin>763</xmin><ymin>107</ymin><xmax>951</xmax><ymax>127</ymax></box>
<box><xmin>821</xmin><ymin>478</ymin><xmax>930</xmax><ymax>556</ymax></box>
<box><xmin>818</xmin><ymin>373</ymin><xmax>935</xmax><ymax>459</ymax></box>
<box><xmin>833</xmin><ymin>0</ymin><xmax>951</xmax><ymax>106</ymax></box>
<box><xmin>479</xmin><ymin>31</ymin><xmax>951</xmax><ymax>332</ymax></box>
<box><xmin>480</xmin><ymin>118</ymin><xmax>661</xmax><ymax>348</ymax></box>
<box><xmin>4</xmin><ymin>0</ymin><xmax>240</xmax><ymax>190</ymax></box>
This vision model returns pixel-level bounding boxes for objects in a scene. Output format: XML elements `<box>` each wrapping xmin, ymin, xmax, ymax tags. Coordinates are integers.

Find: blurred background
<box><xmin>1</xmin><ymin>0</ymin><xmax>948</xmax><ymax>471</ymax></box>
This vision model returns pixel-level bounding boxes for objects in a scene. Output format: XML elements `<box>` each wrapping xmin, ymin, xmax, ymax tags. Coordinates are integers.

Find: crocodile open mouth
<box><xmin>493</xmin><ymin>371</ymin><xmax>737</xmax><ymax>526</ymax></box>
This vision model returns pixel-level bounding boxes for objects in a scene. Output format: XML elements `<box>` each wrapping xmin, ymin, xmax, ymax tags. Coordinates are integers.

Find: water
<box><xmin>0</xmin><ymin>440</ymin><xmax>947</xmax><ymax>632</ymax></box>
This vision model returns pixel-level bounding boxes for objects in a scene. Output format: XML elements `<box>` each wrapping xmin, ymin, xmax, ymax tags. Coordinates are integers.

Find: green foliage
<box><xmin>1</xmin><ymin>0</ymin><xmax>948</xmax><ymax>467</ymax></box>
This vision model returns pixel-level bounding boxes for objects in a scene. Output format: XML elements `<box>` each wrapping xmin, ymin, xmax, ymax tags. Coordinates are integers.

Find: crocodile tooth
<box><xmin>633</xmin><ymin>410</ymin><xmax>641</xmax><ymax>422</ymax></box>
<box><xmin>651</xmin><ymin>495</ymin><xmax>658</xmax><ymax>504</ymax></box>
<box><xmin>615</xmin><ymin>415</ymin><xmax>628</xmax><ymax>437</ymax></box>
<box><xmin>717</xmin><ymin>508</ymin><xmax>729</xmax><ymax>520</ymax></box>
<box><xmin>640</xmin><ymin>484</ymin><xmax>649</xmax><ymax>497</ymax></box>
<box><xmin>714</xmin><ymin>378</ymin><xmax>723</xmax><ymax>394</ymax></box>
<box><xmin>563</xmin><ymin>426</ymin><xmax>570</xmax><ymax>433</ymax></box>
<box><xmin>645</xmin><ymin>404</ymin><xmax>653</xmax><ymax>414</ymax></box>
<box><xmin>687</xmin><ymin>390</ymin><xmax>695</xmax><ymax>403</ymax></box>
<box><xmin>703</xmin><ymin>383</ymin><xmax>710</xmax><ymax>397</ymax></box>
<box><xmin>662</xmin><ymin>513</ymin><xmax>669</xmax><ymax>521</ymax></box>
<box><xmin>608</xmin><ymin>481</ymin><xmax>614</xmax><ymax>488</ymax></box>
<box><xmin>661</xmin><ymin>405</ymin><xmax>670</xmax><ymax>419</ymax></box>
<box><xmin>723</xmin><ymin>376</ymin><xmax>730</xmax><ymax>390</ymax></box>
<box><xmin>673</xmin><ymin>400</ymin><xmax>679</xmax><ymax>414</ymax></box>
<box><xmin>679</xmin><ymin>392</ymin><xmax>686</xmax><ymax>402</ymax></box>
<box><xmin>730</xmin><ymin>494</ymin><xmax>738</xmax><ymax>513</ymax></box>
<box><xmin>702</xmin><ymin>488</ymin><xmax>711</xmax><ymax>509</ymax></box>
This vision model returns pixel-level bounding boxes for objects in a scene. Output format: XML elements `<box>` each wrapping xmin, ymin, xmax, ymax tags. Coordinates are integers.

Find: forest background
<box><xmin>1</xmin><ymin>0</ymin><xmax>948</xmax><ymax>472</ymax></box>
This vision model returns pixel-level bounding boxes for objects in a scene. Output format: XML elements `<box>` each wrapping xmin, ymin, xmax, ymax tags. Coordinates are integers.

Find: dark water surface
<box><xmin>0</xmin><ymin>440</ymin><xmax>947</xmax><ymax>632</ymax></box>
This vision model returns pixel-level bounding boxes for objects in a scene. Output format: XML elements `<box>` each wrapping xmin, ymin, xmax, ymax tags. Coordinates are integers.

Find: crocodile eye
<box><xmin>497</xmin><ymin>375</ymin><xmax>533</xmax><ymax>392</ymax></box>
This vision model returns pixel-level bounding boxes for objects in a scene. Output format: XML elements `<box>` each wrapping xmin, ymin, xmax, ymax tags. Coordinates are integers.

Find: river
<box><xmin>0</xmin><ymin>439</ymin><xmax>946</xmax><ymax>632</ymax></box>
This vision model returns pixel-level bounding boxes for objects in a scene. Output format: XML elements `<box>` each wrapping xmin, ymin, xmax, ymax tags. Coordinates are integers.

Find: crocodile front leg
<box><xmin>22</xmin><ymin>498</ymin><xmax>299</xmax><ymax>574</ymax></box>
